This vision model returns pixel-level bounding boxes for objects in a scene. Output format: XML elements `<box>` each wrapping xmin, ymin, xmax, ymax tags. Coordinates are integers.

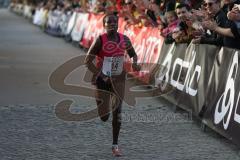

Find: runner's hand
<box><xmin>93</xmin><ymin>71</ymin><xmax>109</xmax><ymax>83</ymax></box>
<box><xmin>132</xmin><ymin>63</ymin><xmax>141</xmax><ymax>71</ymax></box>
<box><xmin>98</xmin><ymin>71</ymin><xmax>109</xmax><ymax>82</ymax></box>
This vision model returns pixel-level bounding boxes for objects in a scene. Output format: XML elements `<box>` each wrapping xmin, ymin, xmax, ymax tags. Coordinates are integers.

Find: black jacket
<box><xmin>201</xmin><ymin>10</ymin><xmax>240</xmax><ymax>49</ymax></box>
<box><xmin>200</xmin><ymin>10</ymin><xmax>226</xmax><ymax>46</ymax></box>
<box><xmin>222</xmin><ymin>0</ymin><xmax>240</xmax><ymax>15</ymax></box>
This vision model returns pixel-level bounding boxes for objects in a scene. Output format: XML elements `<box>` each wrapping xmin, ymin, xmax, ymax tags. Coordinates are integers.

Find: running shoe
<box><xmin>112</xmin><ymin>146</ymin><xmax>122</xmax><ymax>157</ymax></box>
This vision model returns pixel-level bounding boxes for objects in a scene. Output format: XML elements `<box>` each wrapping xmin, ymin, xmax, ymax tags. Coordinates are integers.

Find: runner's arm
<box><xmin>124</xmin><ymin>35</ymin><xmax>138</xmax><ymax>63</ymax></box>
<box><xmin>84</xmin><ymin>36</ymin><xmax>102</xmax><ymax>75</ymax></box>
<box><xmin>124</xmin><ymin>35</ymin><xmax>141</xmax><ymax>71</ymax></box>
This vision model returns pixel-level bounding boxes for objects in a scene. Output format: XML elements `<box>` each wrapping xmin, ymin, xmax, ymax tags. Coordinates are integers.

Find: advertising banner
<box><xmin>203</xmin><ymin>48</ymin><xmax>240</xmax><ymax>146</ymax></box>
<box><xmin>65</xmin><ymin>11</ymin><xmax>77</xmax><ymax>36</ymax></box>
<box><xmin>71</xmin><ymin>12</ymin><xmax>89</xmax><ymax>42</ymax></box>
<box><xmin>124</xmin><ymin>26</ymin><xmax>164</xmax><ymax>84</ymax></box>
<box><xmin>155</xmin><ymin>43</ymin><xmax>218</xmax><ymax>115</ymax></box>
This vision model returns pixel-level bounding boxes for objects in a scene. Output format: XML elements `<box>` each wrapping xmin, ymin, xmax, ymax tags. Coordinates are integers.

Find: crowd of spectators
<box><xmin>11</xmin><ymin>0</ymin><xmax>240</xmax><ymax>49</ymax></box>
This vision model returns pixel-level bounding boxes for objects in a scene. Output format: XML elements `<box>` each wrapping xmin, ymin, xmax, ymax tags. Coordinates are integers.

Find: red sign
<box><xmin>80</xmin><ymin>13</ymin><xmax>105</xmax><ymax>48</ymax></box>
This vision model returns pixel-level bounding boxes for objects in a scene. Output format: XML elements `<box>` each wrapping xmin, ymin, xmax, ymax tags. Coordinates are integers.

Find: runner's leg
<box><xmin>111</xmin><ymin>80</ymin><xmax>125</xmax><ymax>145</ymax></box>
<box><xmin>95</xmin><ymin>76</ymin><xmax>111</xmax><ymax>122</ymax></box>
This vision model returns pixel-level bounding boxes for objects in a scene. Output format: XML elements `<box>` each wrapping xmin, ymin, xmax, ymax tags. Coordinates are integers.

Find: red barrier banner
<box><xmin>140</xmin><ymin>27</ymin><xmax>164</xmax><ymax>81</ymax></box>
<box><xmin>123</xmin><ymin>26</ymin><xmax>164</xmax><ymax>84</ymax></box>
<box><xmin>123</xmin><ymin>24</ymin><xmax>142</xmax><ymax>44</ymax></box>
<box><xmin>80</xmin><ymin>13</ymin><xmax>105</xmax><ymax>48</ymax></box>
<box><xmin>118</xmin><ymin>17</ymin><xmax>127</xmax><ymax>33</ymax></box>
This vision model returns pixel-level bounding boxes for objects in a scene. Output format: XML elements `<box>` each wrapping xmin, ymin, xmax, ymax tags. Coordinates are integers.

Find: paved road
<box><xmin>0</xmin><ymin>9</ymin><xmax>240</xmax><ymax>160</ymax></box>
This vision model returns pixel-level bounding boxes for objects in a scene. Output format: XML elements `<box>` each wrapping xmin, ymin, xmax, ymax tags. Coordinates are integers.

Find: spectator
<box><xmin>122</xmin><ymin>0</ymin><xmax>137</xmax><ymax>25</ymax></box>
<box><xmin>172</xmin><ymin>3</ymin><xmax>195</xmax><ymax>43</ymax></box>
<box><xmin>88</xmin><ymin>0</ymin><xmax>104</xmax><ymax>13</ymax></box>
<box><xmin>202</xmin><ymin>4</ymin><xmax>240</xmax><ymax>49</ymax></box>
<box><xmin>103</xmin><ymin>0</ymin><xmax>117</xmax><ymax>13</ymax></box>
<box><xmin>228</xmin><ymin>3</ymin><xmax>240</xmax><ymax>20</ymax></box>
<box><xmin>71</xmin><ymin>0</ymin><xmax>80</xmax><ymax>9</ymax></box>
<box><xmin>116</xmin><ymin>0</ymin><xmax>123</xmax><ymax>13</ymax></box>
<box><xmin>122</xmin><ymin>0</ymin><xmax>152</xmax><ymax>27</ymax></box>
<box><xmin>132</xmin><ymin>0</ymin><xmax>154</xmax><ymax>27</ymax></box>
<box><xmin>192</xmin><ymin>0</ymin><xmax>225</xmax><ymax>45</ymax></box>
<box><xmin>146</xmin><ymin>0</ymin><xmax>161</xmax><ymax>26</ymax></box>
<box><xmin>228</xmin><ymin>5</ymin><xmax>240</xmax><ymax>40</ymax></box>
<box><xmin>222</xmin><ymin>0</ymin><xmax>240</xmax><ymax>15</ymax></box>
<box><xmin>196</xmin><ymin>0</ymin><xmax>239</xmax><ymax>49</ymax></box>
<box><xmin>161</xmin><ymin>11</ymin><xmax>179</xmax><ymax>36</ymax></box>
<box><xmin>161</xmin><ymin>10</ymin><xmax>179</xmax><ymax>43</ymax></box>
<box><xmin>163</xmin><ymin>0</ymin><xmax>176</xmax><ymax>12</ymax></box>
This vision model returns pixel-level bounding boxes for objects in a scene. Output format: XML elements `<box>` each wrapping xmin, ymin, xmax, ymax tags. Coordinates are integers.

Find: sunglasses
<box><xmin>125</xmin><ymin>2</ymin><xmax>132</xmax><ymax>5</ymax></box>
<box><xmin>203</xmin><ymin>2</ymin><xmax>214</xmax><ymax>7</ymax></box>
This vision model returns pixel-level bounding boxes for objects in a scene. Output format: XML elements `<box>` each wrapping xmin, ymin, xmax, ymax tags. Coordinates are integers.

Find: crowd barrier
<box><xmin>10</xmin><ymin>6</ymin><xmax>240</xmax><ymax>148</ymax></box>
<box><xmin>153</xmin><ymin>38</ymin><xmax>240</xmax><ymax>148</ymax></box>
<box><xmin>0</xmin><ymin>0</ymin><xmax>10</xmax><ymax>8</ymax></box>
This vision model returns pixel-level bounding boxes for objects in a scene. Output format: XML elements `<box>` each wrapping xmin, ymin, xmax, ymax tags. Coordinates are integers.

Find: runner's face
<box><xmin>104</xmin><ymin>16</ymin><xmax>118</xmax><ymax>33</ymax></box>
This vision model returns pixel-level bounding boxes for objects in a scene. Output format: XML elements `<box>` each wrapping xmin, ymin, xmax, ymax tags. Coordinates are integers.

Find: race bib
<box><xmin>102</xmin><ymin>56</ymin><xmax>124</xmax><ymax>76</ymax></box>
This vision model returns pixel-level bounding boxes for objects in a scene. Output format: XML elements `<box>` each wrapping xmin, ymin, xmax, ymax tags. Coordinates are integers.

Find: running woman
<box><xmin>84</xmin><ymin>13</ymin><xmax>141</xmax><ymax>157</ymax></box>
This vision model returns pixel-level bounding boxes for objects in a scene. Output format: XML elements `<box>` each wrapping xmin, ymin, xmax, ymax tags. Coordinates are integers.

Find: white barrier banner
<box><xmin>71</xmin><ymin>12</ymin><xmax>89</xmax><ymax>42</ymax></box>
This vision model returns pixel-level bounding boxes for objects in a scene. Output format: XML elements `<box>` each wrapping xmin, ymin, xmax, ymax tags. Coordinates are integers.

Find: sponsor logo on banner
<box><xmin>123</xmin><ymin>27</ymin><xmax>163</xmax><ymax>83</ymax></box>
<box><xmin>142</xmin><ymin>36</ymin><xmax>162</xmax><ymax>64</ymax></box>
<box><xmin>214</xmin><ymin>51</ymin><xmax>240</xmax><ymax>130</ymax></box>
<box><xmin>71</xmin><ymin>13</ymin><xmax>89</xmax><ymax>42</ymax></box>
<box><xmin>156</xmin><ymin>44</ymin><xmax>202</xmax><ymax>96</ymax></box>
